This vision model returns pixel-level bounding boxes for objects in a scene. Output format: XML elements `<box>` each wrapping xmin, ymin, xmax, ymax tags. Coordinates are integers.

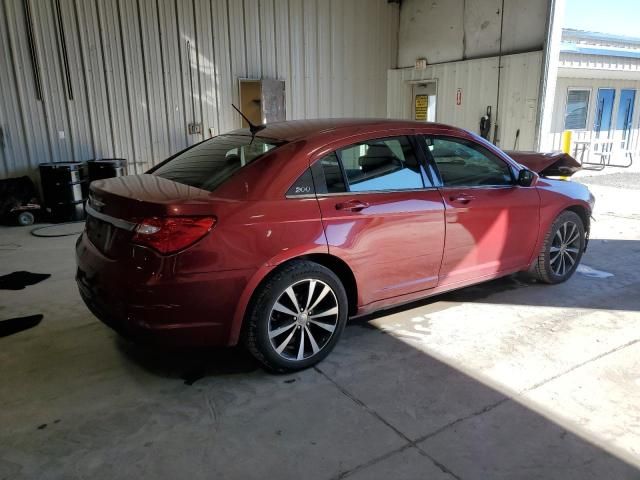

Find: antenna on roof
<box><xmin>232</xmin><ymin>104</ymin><xmax>266</xmax><ymax>136</ymax></box>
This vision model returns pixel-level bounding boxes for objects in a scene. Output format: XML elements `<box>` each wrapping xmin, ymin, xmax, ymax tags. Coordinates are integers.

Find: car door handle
<box><xmin>449</xmin><ymin>194</ymin><xmax>475</xmax><ymax>204</ymax></box>
<box><xmin>335</xmin><ymin>200</ymin><xmax>370</xmax><ymax>212</ymax></box>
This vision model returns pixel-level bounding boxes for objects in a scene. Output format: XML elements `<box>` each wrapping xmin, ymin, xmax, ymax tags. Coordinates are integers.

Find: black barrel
<box><xmin>39</xmin><ymin>162</ymin><xmax>88</xmax><ymax>222</ymax></box>
<box><xmin>87</xmin><ymin>158</ymin><xmax>127</xmax><ymax>182</ymax></box>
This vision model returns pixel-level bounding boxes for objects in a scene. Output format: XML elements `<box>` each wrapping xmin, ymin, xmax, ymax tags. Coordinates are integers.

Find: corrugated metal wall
<box><xmin>0</xmin><ymin>0</ymin><xmax>399</xmax><ymax>178</ymax></box>
<box><xmin>387</xmin><ymin>51</ymin><xmax>543</xmax><ymax>150</ymax></box>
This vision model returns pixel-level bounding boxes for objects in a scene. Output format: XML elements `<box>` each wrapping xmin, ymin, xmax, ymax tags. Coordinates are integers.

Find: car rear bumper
<box><xmin>75</xmin><ymin>232</ymin><xmax>255</xmax><ymax>348</ymax></box>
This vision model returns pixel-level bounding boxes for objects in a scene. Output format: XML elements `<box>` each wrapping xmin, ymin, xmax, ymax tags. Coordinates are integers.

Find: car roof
<box><xmin>226</xmin><ymin>118</ymin><xmax>465</xmax><ymax>142</ymax></box>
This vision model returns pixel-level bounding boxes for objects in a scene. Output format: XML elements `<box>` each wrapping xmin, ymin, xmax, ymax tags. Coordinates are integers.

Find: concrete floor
<box><xmin>1</xmin><ymin>175</ymin><xmax>639</xmax><ymax>480</ymax></box>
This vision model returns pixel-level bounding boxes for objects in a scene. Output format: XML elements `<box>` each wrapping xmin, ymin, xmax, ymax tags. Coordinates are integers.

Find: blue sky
<box><xmin>564</xmin><ymin>0</ymin><xmax>640</xmax><ymax>37</ymax></box>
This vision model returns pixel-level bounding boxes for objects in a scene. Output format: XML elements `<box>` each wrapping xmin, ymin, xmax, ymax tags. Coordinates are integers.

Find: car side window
<box><xmin>286</xmin><ymin>168</ymin><xmax>315</xmax><ymax>196</ymax></box>
<box><xmin>318</xmin><ymin>153</ymin><xmax>347</xmax><ymax>193</ymax></box>
<box><xmin>337</xmin><ymin>136</ymin><xmax>424</xmax><ymax>192</ymax></box>
<box><xmin>424</xmin><ymin>136</ymin><xmax>513</xmax><ymax>187</ymax></box>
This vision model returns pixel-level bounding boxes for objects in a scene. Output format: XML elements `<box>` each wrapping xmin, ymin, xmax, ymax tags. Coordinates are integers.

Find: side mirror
<box><xmin>517</xmin><ymin>169</ymin><xmax>536</xmax><ymax>187</ymax></box>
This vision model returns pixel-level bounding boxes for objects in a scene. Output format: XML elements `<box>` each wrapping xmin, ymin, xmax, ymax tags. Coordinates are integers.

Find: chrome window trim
<box><xmin>439</xmin><ymin>184</ymin><xmax>516</xmax><ymax>190</ymax></box>
<box><xmin>86</xmin><ymin>204</ymin><xmax>137</xmax><ymax>231</ymax></box>
<box><xmin>285</xmin><ymin>194</ymin><xmax>317</xmax><ymax>199</ymax></box>
<box><xmin>313</xmin><ymin>186</ymin><xmax>440</xmax><ymax>198</ymax></box>
<box><xmin>286</xmin><ymin>184</ymin><xmax>519</xmax><ymax>199</ymax></box>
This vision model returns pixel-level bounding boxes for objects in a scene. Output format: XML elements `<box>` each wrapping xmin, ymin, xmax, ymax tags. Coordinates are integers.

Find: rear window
<box><xmin>152</xmin><ymin>135</ymin><xmax>284</xmax><ymax>192</ymax></box>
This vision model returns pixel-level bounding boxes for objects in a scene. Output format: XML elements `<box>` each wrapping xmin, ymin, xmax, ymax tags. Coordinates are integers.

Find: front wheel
<box><xmin>244</xmin><ymin>261</ymin><xmax>348</xmax><ymax>372</ymax></box>
<box><xmin>530</xmin><ymin>210</ymin><xmax>585</xmax><ymax>284</ymax></box>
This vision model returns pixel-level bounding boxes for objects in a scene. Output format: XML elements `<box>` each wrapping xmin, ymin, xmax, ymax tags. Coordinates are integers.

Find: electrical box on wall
<box><xmin>238</xmin><ymin>79</ymin><xmax>286</xmax><ymax>126</ymax></box>
<box><xmin>188</xmin><ymin>123</ymin><xmax>202</xmax><ymax>135</ymax></box>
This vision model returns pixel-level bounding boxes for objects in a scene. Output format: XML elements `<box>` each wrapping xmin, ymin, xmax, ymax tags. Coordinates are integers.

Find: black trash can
<box><xmin>39</xmin><ymin>162</ymin><xmax>88</xmax><ymax>222</ymax></box>
<box><xmin>87</xmin><ymin>158</ymin><xmax>127</xmax><ymax>182</ymax></box>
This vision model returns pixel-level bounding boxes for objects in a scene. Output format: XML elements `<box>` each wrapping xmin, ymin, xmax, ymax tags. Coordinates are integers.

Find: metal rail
<box><xmin>572</xmin><ymin>140</ymin><xmax>634</xmax><ymax>171</ymax></box>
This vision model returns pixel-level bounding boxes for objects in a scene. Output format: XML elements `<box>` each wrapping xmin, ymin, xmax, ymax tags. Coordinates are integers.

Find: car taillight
<box><xmin>132</xmin><ymin>216</ymin><xmax>216</xmax><ymax>254</ymax></box>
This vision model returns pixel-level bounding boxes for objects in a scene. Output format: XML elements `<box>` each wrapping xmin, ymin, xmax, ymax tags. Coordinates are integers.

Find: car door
<box><xmin>312</xmin><ymin>135</ymin><xmax>446</xmax><ymax>306</ymax></box>
<box><xmin>419</xmin><ymin>135</ymin><xmax>540</xmax><ymax>287</ymax></box>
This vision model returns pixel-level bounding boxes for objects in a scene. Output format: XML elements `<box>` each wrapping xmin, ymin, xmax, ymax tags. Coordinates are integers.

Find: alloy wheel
<box><xmin>550</xmin><ymin>221</ymin><xmax>581</xmax><ymax>276</ymax></box>
<box><xmin>268</xmin><ymin>279</ymin><xmax>339</xmax><ymax>361</ymax></box>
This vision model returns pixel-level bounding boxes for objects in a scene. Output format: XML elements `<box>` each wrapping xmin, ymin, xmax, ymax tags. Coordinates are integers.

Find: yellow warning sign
<box><xmin>415</xmin><ymin>95</ymin><xmax>428</xmax><ymax>121</ymax></box>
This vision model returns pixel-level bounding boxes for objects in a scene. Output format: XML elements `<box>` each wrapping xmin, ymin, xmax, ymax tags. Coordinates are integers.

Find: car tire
<box><xmin>529</xmin><ymin>210</ymin><xmax>585</xmax><ymax>284</ymax></box>
<box><xmin>17</xmin><ymin>211</ymin><xmax>35</xmax><ymax>226</ymax></box>
<box><xmin>244</xmin><ymin>260</ymin><xmax>348</xmax><ymax>373</ymax></box>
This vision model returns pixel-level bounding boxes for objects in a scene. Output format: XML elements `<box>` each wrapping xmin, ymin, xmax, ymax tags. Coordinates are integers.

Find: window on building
<box><xmin>564</xmin><ymin>89</ymin><xmax>590</xmax><ymax>130</ymax></box>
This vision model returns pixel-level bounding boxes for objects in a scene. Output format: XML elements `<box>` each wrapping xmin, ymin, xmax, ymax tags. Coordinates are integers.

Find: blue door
<box><xmin>594</xmin><ymin>88</ymin><xmax>615</xmax><ymax>139</ymax></box>
<box><xmin>616</xmin><ymin>89</ymin><xmax>636</xmax><ymax>148</ymax></box>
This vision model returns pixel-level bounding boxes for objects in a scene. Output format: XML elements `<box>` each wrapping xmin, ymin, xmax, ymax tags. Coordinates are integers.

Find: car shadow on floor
<box><xmin>115</xmin><ymin>238</ymin><xmax>639</xmax><ymax>388</ymax></box>
<box><xmin>352</xmin><ymin>237</ymin><xmax>639</xmax><ymax>323</ymax></box>
<box><xmin>107</xmin><ymin>311</ymin><xmax>640</xmax><ymax>479</ymax></box>
<box><xmin>110</xmin><ymin>277</ymin><xmax>529</xmax><ymax>383</ymax></box>
<box><xmin>317</xmin><ymin>322</ymin><xmax>640</xmax><ymax>479</ymax></box>
<box><xmin>106</xmin><ymin>238</ymin><xmax>640</xmax><ymax>477</ymax></box>
<box><xmin>115</xmin><ymin>339</ymin><xmax>261</xmax><ymax>384</ymax></box>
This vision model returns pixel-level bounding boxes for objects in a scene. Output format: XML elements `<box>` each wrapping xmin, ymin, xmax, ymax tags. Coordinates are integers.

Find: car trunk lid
<box><xmin>86</xmin><ymin>174</ymin><xmax>215</xmax><ymax>257</ymax></box>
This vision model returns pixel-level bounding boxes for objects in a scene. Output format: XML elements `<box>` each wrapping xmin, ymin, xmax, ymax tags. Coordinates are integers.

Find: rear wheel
<box><xmin>17</xmin><ymin>211</ymin><xmax>35</xmax><ymax>226</ymax></box>
<box><xmin>530</xmin><ymin>210</ymin><xmax>585</xmax><ymax>284</ymax></box>
<box><xmin>244</xmin><ymin>261</ymin><xmax>348</xmax><ymax>372</ymax></box>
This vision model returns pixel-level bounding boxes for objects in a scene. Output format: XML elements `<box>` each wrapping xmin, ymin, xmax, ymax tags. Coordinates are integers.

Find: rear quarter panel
<box><xmin>170</xmin><ymin>141</ymin><xmax>331</xmax><ymax>345</ymax></box>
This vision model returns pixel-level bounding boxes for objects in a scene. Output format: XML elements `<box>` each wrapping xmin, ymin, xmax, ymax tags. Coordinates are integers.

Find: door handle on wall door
<box><xmin>449</xmin><ymin>194</ymin><xmax>474</xmax><ymax>204</ymax></box>
<box><xmin>335</xmin><ymin>200</ymin><xmax>370</xmax><ymax>212</ymax></box>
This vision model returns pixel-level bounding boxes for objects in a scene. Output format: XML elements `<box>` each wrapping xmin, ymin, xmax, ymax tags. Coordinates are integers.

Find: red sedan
<box><xmin>76</xmin><ymin>119</ymin><xmax>594</xmax><ymax>371</ymax></box>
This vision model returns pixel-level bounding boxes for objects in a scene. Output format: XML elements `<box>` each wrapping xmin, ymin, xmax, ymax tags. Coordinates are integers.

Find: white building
<box><xmin>543</xmin><ymin>28</ymin><xmax>640</xmax><ymax>169</ymax></box>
